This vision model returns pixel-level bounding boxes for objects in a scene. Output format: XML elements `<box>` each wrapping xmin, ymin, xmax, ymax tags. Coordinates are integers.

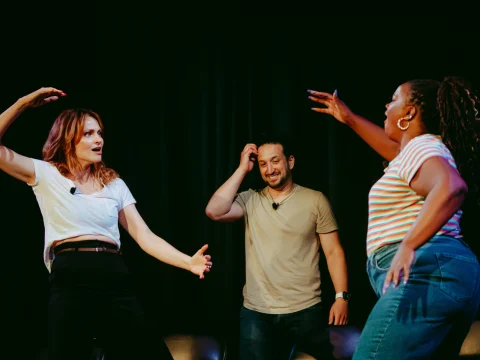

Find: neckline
<box><xmin>265</xmin><ymin>184</ymin><xmax>298</xmax><ymax>205</ymax></box>
<box><xmin>51</xmin><ymin>164</ymin><xmax>106</xmax><ymax>196</ymax></box>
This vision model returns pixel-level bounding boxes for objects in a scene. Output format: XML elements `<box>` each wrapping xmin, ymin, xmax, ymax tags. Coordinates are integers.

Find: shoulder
<box><xmin>297</xmin><ymin>185</ymin><xmax>327</xmax><ymax>199</ymax></box>
<box><xmin>106</xmin><ymin>177</ymin><xmax>129</xmax><ymax>191</ymax></box>
<box><xmin>33</xmin><ymin>159</ymin><xmax>61</xmax><ymax>178</ymax></box>
<box><xmin>34</xmin><ymin>159</ymin><xmax>56</xmax><ymax>170</ymax></box>
<box><xmin>403</xmin><ymin>134</ymin><xmax>447</xmax><ymax>155</ymax></box>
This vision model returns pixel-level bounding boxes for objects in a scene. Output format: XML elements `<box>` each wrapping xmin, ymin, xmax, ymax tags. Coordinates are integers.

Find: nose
<box><xmin>266</xmin><ymin>163</ymin><xmax>274</xmax><ymax>174</ymax></box>
<box><xmin>94</xmin><ymin>134</ymin><xmax>103</xmax><ymax>145</ymax></box>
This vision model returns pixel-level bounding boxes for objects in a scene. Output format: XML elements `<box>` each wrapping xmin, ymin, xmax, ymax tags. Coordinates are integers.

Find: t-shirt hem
<box><xmin>243</xmin><ymin>298</ymin><xmax>321</xmax><ymax>315</ymax></box>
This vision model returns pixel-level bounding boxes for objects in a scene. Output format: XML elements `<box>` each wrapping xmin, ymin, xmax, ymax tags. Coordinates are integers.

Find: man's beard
<box><xmin>263</xmin><ymin>170</ymin><xmax>291</xmax><ymax>189</ymax></box>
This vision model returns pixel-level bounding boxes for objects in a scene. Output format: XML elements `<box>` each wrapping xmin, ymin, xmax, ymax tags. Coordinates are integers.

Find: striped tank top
<box><xmin>366</xmin><ymin>134</ymin><xmax>462</xmax><ymax>256</ymax></box>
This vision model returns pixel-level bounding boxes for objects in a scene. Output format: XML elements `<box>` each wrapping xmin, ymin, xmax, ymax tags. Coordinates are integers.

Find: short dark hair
<box><xmin>253</xmin><ymin>133</ymin><xmax>293</xmax><ymax>158</ymax></box>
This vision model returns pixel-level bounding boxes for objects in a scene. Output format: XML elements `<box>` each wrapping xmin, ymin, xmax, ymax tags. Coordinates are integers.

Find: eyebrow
<box><xmin>258</xmin><ymin>156</ymin><xmax>280</xmax><ymax>162</ymax></box>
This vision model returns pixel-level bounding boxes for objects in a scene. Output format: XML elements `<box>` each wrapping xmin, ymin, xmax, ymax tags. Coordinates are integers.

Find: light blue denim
<box><xmin>353</xmin><ymin>236</ymin><xmax>480</xmax><ymax>359</ymax></box>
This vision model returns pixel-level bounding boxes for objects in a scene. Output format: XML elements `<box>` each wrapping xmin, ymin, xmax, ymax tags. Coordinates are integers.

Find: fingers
<box><xmin>383</xmin><ymin>267</ymin><xmax>407</xmax><ymax>294</ymax></box>
<box><xmin>38</xmin><ymin>87</ymin><xmax>67</xmax><ymax>97</ymax></box>
<box><xmin>329</xmin><ymin>313</ymin><xmax>348</xmax><ymax>326</ymax></box>
<box><xmin>43</xmin><ymin>96</ymin><xmax>59</xmax><ymax>103</ymax></box>
<box><xmin>383</xmin><ymin>270</ymin><xmax>393</xmax><ymax>294</ymax></box>
<box><xmin>311</xmin><ymin>108</ymin><xmax>330</xmax><ymax>114</ymax></box>
<box><xmin>402</xmin><ymin>264</ymin><xmax>410</xmax><ymax>284</ymax></box>
<box><xmin>307</xmin><ymin>89</ymin><xmax>333</xmax><ymax>99</ymax></box>
<box><xmin>242</xmin><ymin>143</ymin><xmax>258</xmax><ymax>157</ymax></box>
<box><xmin>196</xmin><ymin>244</ymin><xmax>209</xmax><ymax>255</ymax></box>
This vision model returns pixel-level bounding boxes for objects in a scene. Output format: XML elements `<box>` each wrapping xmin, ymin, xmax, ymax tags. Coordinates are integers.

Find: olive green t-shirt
<box><xmin>235</xmin><ymin>184</ymin><xmax>338</xmax><ymax>314</ymax></box>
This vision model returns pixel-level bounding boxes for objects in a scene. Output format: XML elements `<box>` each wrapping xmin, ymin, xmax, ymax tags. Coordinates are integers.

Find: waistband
<box><xmin>53</xmin><ymin>240</ymin><xmax>121</xmax><ymax>256</ymax></box>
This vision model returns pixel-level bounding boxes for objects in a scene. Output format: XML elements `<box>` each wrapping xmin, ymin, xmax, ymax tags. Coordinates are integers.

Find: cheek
<box><xmin>75</xmin><ymin>141</ymin><xmax>90</xmax><ymax>155</ymax></box>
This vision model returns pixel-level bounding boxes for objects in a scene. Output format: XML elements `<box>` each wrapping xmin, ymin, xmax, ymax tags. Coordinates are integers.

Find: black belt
<box><xmin>53</xmin><ymin>240</ymin><xmax>121</xmax><ymax>256</ymax></box>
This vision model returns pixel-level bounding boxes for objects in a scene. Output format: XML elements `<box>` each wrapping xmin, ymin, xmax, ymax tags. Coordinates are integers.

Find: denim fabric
<box><xmin>239</xmin><ymin>303</ymin><xmax>334</xmax><ymax>360</ymax></box>
<box><xmin>353</xmin><ymin>236</ymin><xmax>480</xmax><ymax>359</ymax></box>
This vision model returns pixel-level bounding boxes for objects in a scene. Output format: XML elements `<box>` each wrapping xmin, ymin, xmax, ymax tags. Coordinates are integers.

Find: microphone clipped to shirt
<box><xmin>70</xmin><ymin>187</ymin><xmax>76</xmax><ymax>195</ymax></box>
<box><xmin>272</xmin><ymin>202</ymin><xmax>279</xmax><ymax>210</ymax></box>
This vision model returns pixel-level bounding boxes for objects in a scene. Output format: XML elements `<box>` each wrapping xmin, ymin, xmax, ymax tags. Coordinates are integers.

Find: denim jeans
<box><xmin>353</xmin><ymin>236</ymin><xmax>480</xmax><ymax>359</ymax></box>
<box><xmin>239</xmin><ymin>302</ymin><xmax>334</xmax><ymax>360</ymax></box>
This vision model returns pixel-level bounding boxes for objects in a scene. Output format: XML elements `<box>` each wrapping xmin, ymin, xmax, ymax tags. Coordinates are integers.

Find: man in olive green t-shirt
<box><xmin>206</xmin><ymin>137</ymin><xmax>349</xmax><ymax>359</ymax></box>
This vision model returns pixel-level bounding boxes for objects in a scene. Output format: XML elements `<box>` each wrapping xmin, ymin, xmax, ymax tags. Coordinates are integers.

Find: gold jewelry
<box><xmin>397</xmin><ymin>115</ymin><xmax>412</xmax><ymax>131</ymax></box>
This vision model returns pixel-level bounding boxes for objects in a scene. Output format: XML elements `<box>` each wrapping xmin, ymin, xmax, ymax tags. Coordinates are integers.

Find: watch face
<box><xmin>343</xmin><ymin>292</ymin><xmax>351</xmax><ymax>301</ymax></box>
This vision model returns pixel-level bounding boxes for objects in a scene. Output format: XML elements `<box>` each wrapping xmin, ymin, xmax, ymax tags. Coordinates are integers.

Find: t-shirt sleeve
<box><xmin>112</xmin><ymin>178</ymin><xmax>136</xmax><ymax>209</ymax></box>
<box><xmin>28</xmin><ymin>159</ymin><xmax>54</xmax><ymax>187</ymax></box>
<box><xmin>397</xmin><ymin>139</ymin><xmax>448</xmax><ymax>184</ymax></box>
<box><xmin>316</xmin><ymin>192</ymin><xmax>339</xmax><ymax>234</ymax></box>
<box><xmin>234</xmin><ymin>189</ymin><xmax>254</xmax><ymax>211</ymax></box>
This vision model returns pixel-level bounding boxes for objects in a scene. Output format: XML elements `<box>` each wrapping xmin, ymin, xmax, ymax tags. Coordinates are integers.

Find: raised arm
<box><xmin>205</xmin><ymin>143</ymin><xmax>258</xmax><ymax>222</ymax></box>
<box><xmin>0</xmin><ymin>87</ymin><xmax>66</xmax><ymax>183</ymax></box>
<box><xmin>308</xmin><ymin>90</ymin><xmax>400</xmax><ymax>161</ymax></box>
<box><xmin>119</xmin><ymin>204</ymin><xmax>212</xmax><ymax>279</ymax></box>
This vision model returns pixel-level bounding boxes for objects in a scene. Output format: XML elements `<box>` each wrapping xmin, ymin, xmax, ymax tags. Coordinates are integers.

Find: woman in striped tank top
<box><xmin>308</xmin><ymin>76</ymin><xmax>480</xmax><ymax>359</ymax></box>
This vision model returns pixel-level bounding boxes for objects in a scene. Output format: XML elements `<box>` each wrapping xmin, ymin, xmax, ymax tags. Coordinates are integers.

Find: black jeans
<box><xmin>239</xmin><ymin>303</ymin><xmax>334</xmax><ymax>360</ymax></box>
<box><xmin>47</xmin><ymin>249</ymin><xmax>173</xmax><ymax>360</ymax></box>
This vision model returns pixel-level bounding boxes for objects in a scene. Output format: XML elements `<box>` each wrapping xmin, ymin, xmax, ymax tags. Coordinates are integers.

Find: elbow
<box><xmin>205</xmin><ymin>207</ymin><xmax>220</xmax><ymax>221</ymax></box>
<box><xmin>454</xmin><ymin>177</ymin><xmax>468</xmax><ymax>198</ymax></box>
<box><xmin>447</xmin><ymin>178</ymin><xmax>468</xmax><ymax>205</ymax></box>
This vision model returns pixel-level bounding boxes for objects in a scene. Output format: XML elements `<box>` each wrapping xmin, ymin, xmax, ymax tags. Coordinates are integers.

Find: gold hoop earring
<box><xmin>397</xmin><ymin>115</ymin><xmax>412</xmax><ymax>131</ymax></box>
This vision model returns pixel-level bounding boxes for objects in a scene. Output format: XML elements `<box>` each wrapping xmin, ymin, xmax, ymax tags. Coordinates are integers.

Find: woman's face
<box><xmin>384</xmin><ymin>83</ymin><xmax>411</xmax><ymax>141</ymax></box>
<box><xmin>75</xmin><ymin>116</ymin><xmax>104</xmax><ymax>168</ymax></box>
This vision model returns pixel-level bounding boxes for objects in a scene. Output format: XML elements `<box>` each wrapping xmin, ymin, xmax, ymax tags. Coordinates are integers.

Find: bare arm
<box><xmin>205</xmin><ymin>143</ymin><xmax>258</xmax><ymax>222</ymax></box>
<box><xmin>309</xmin><ymin>90</ymin><xmax>400</xmax><ymax>161</ymax></box>
<box><xmin>319</xmin><ymin>231</ymin><xmax>348</xmax><ymax>295</ymax></box>
<box><xmin>401</xmin><ymin>157</ymin><xmax>467</xmax><ymax>250</ymax></box>
<box><xmin>319</xmin><ymin>230</ymin><xmax>349</xmax><ymax>325</ymax></box>
<box><xmin>119</xmin><ymin>204</ymin><xmax>212</xmax><ymax>279</ymax></box>
<box><xmin>0</xmin><ymin>87</ymin><xmax>65</xmax><ymax>183</ymax></box>
<box><xmin>384</xmin><ymin>156</ymin><xmax>467</xmax><ymax>289</ymax></box>
<box><xmin>205</xmin><ymin>168</ymin><xmax>246</xmax><ymax>222</ymax></box>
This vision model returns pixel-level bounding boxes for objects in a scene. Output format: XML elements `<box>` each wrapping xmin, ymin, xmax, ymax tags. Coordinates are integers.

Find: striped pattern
<box><xmin>366</xmin><ymin>134</ymin><xmax>462</xmax><ymax>256</ymax></box>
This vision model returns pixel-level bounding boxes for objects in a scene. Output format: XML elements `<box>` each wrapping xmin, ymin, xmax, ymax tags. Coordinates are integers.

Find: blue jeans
<box><xmin>239</xmin><ymin>303</ymin><xmax>334</xmax><ymax>360</ymax></box>
<box><xmin>353</xmin><ymin>236</ymin><xmax>480</xmax><ymax>359</ymax></box>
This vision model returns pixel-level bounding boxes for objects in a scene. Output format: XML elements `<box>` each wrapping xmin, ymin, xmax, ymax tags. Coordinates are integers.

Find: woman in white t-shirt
<box><xmin>308</xmin><ymin>76</ymin><xmax>480</xmax><ymax>359</ymax></box>
<box><xmin>0</xmin><ymin>87</ymin><xmax>212</xmax><ymax>359</ymax></box>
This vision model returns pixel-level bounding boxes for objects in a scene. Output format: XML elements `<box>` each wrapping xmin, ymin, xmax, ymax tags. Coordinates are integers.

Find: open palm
<box><xmin>308</xmin><ymin>89</ymin><xmax>354</xmax><ymax>124</ymax></box>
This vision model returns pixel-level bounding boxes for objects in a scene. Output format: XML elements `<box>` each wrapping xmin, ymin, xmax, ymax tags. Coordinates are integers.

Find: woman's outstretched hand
<box><xmin>190</xmin><ymin>244</ymin><xmax>212</xmax><ymax>279</ymax></box>
<box><xmin>20</xmin><ymin>87</ymin><xmax>66</xmax><ymax>108</ymax></box>
<box><xmin>308</xmin><ymin>89</ymin><xmax>354</xmax><ymax>125</ymax></box>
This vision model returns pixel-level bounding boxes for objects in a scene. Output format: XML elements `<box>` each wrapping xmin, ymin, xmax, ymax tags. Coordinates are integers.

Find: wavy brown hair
<box><xmin>42</xmin><ymin>108</ymin><xmax>118</xmax><ymax>185</ymax></box>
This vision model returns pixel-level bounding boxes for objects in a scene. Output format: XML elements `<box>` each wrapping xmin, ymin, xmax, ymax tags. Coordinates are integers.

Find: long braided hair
<box><xmin>407</xmin><ymin>76</ymin><xmax>480</xmax><ymax>208</ymax></box>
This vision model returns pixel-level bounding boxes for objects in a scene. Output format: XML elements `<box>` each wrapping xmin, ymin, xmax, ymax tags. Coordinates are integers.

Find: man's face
<box><xmin>257</xmin><ymin>143</ymin><xmax>294</xmax><ymax>189</ymax></box>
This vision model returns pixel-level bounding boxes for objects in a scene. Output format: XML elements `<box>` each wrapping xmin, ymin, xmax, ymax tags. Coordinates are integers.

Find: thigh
<box><xmin>355</xmin><ymin>241</ymin><xmax>480</xmax><ymax>360</ymax></box>
<box><xmin>47</xmin><ymin>262</ymin><xmax>97</xmax><ymax>360</ymax></box>
<box><xmin>239</xmin><ymin>306</ymin><xmax>279</xmax><ymax>360</ymax></box>
<box><xmin>285</xmin><ymin>303</ymin><xmax>334</xmax><ymax>360</ymax></box>
<box><xmin>100</xmin><ymin>293</ymin><xmax>173</xmax><ymax>360</ymax></box>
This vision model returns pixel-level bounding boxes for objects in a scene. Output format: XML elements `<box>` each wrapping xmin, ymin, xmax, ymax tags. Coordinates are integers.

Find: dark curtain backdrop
<box><xmin>1</xmin><ymin>12</ymin><xmax>480</xmax><ymax>358</ymax></box>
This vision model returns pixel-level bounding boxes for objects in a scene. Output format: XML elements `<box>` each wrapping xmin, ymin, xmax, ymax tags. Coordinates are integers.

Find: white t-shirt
<box><xmin>29</xmin><ymin>159</ymin><xmax>136</xmax><ymax>272</ymax></box>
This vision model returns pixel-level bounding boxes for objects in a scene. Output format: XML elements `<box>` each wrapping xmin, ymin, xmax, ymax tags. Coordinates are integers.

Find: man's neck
<box><xmin>268</xmin><ymin>181</ymin><xmax>295</xmax><ymax>198</ymax></box>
